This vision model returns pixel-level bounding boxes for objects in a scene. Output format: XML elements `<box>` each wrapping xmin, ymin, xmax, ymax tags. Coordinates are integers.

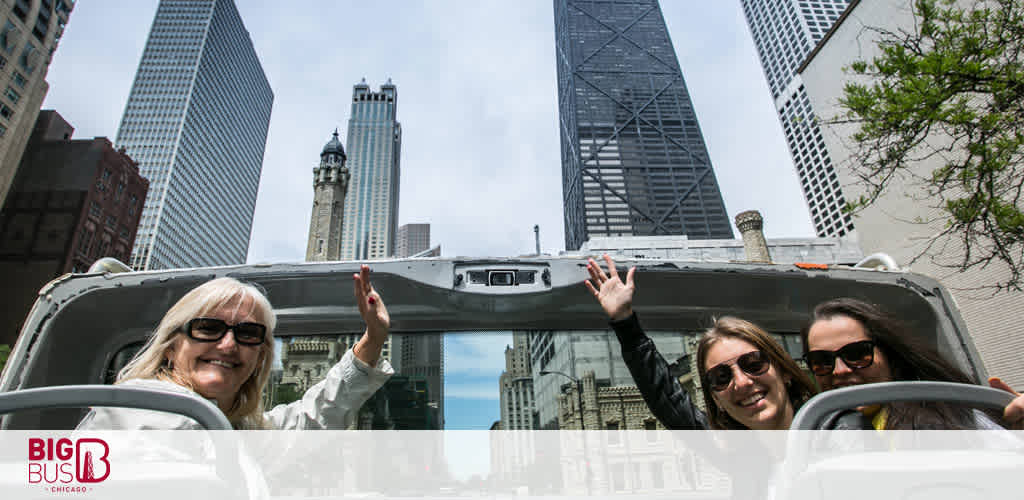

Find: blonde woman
<box><xmin>77</xmin><ymin>265</ymin><xmax>393</xmax><ymax>430</ymax></box>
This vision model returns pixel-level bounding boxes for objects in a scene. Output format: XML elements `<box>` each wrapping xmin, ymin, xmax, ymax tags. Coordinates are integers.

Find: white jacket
<box><xmin>77</xmin><ymin>348</ymin><xmax>394</xmax><ymax>430</ymax></box>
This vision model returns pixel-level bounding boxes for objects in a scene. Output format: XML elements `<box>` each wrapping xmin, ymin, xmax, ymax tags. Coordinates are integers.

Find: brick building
<box><xmin>0</xmin><ymin>110</ymin><xmax>148</xmax><ymax>346</ymax></box>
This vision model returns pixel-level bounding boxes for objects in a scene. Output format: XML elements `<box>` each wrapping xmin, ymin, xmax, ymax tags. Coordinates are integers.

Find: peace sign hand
<box><xmin>584</xmin><ymin>254</ymin><xmax>636</xmax><ymax>321</ymax></box>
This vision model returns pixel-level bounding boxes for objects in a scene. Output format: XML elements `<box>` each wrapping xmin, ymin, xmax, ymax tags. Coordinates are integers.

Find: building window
<box><xmin>0</xmin><ymin>104</ymin><xmax>12</xmax><ymax>120</ymax></box>
<box><xmin>79</xmin><ymin>229</ymin><xmax>93</xmax><ymax>256</ymax></box>
<box><xmin>0</xmin><ymin>22</ymin><xmax>17</xmax><ymax>55</ymax></box>
<box><xmin>5</xmin><ymin>87</ymin><xmax>19</xmax><ymax>104</ymax></box>
<box><xmin>12</xmin><ymin>72</ymin><xmax>26</xmax><ymax>88</ymax></box>
<box><xmin>19</xmin><ymin>44</ymin><xmax>38</xmax><ymax>74</ymax></box>
<box><xmin>0</xmin><ymin>124</ymin><xmax>6</xmax><ymax>137</ymax></box>
<box><xmin>0</xmin><ymin>54</ymin><xmax>7</xmax><ymax>70</ymax></box>
<box><xmin>12</xmin><ymin>2</ymin><xmax>28</xmax><ymax>22</ymax></box>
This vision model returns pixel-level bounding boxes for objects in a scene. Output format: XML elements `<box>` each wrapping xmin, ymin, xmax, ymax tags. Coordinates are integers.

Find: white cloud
<box><xmin>444</xmin><ymin>332</ymin><xmax>513</xmax><ymax>377</ymax></box>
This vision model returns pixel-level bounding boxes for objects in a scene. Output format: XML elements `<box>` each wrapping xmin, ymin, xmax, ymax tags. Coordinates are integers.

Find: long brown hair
<box><xmin>696</xmin><ymin>317</ymin><xmax>817</xmax><ymax>429</ymax></box>
<box><xmin>802</xmin><ymin>298</ymin><xmax>981</xmax><ymax>429</ymax></box>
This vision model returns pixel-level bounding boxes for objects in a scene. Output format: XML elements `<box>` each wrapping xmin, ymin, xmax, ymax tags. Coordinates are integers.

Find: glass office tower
<box><xmin>339</xmin><ymin>79</ymin><xmax>401</xmax><ymax>260</ymax></box>
<box><xmin>740</xmin><ymin>0</ymin><xmax>853</xmax><ymax>237</ymax></box>
<box><xmin>554</xmin><ymin>0</ymin><xmax>733</xmax><ymax>251</ymax></box>
<box><xmin>116</xmin><ymin>0</ymin><xmax>273</xmax><ymax>270</ymax></box>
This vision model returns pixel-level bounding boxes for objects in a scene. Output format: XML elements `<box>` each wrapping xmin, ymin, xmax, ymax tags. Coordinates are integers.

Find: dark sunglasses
<box><xmin>705</xmin><ymin>350</ymin><xmax>771</xmax><ymax>392</ymax></box>
<box><xmin>183</xmin><ymin>318</ymin><xmax>267</xmax><ymax>346</ymax></box>
<box><xmin>803</xmin><ymin>340</ymin><xmax>876</xmax><ymax>376</ymax></box>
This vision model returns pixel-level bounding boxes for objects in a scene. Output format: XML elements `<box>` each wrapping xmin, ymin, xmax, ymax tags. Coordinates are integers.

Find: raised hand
<box><xmin>584</xmin><ymin>254</ymin><xmax>636</xmax><ymax>321</ymax></box>
<box><xmin>989</xmin><ymin>377</ymin><xmax>1024</xmax><ymax>430</ymax></box>
<box><xmin>353</xmin><ymin>265</ymin><xmax>389</xmax><ymax>365</ymax></box>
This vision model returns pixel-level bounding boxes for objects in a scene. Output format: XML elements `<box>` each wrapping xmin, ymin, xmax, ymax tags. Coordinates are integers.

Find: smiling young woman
<box><xmin>584</xmin><ymin>254</ymin><xmax>817</xmax><ymax>430</ymax></box>
<box><xmin>696</xmin><ymin>318</ymin><xmax>814</xmax><ymax>430</ymax></box>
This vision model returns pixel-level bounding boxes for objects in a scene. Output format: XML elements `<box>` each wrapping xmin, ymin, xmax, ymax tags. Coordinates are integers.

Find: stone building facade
<box><xmin>278</xmin><ymin>337</ymin><xmax>345</xmax><ymax>395</ymax></box>
<box><xmin>570</xmin><ymin>231</ymin><xmax>862</xmax><ymax>265</ymax></box>
<box><xmin>553</xmin><ymin>366</ymin><xmax>700</xmax><ymax>432</ymax></box>
<box><xmin>273</xmin><ymin>332</ymin><xmax>394</xmax><ymax>428</ymax></box>
<box><xmin>735</xmin><ymin>210</ymin><xmax>772</xmax><ymax>263</ymax></box>
<box><xmin>0</xmin><ymin>0</ymin><xmax>74</xmax><ymax>213</ymax></box>
<box><xmin>499</xmin><ymin>332</ymin><xmax>536</xmax><ymax>430</ymax></box>
<box><xmin>305</xmin><ymin>131</ymin><xmax>350</xmax><ymax>261</ymax></box>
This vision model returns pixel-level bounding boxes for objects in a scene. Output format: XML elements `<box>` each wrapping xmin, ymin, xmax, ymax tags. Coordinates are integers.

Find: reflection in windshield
<box><xmin>266</xmin><ymin>329</ymin><xmax>806</xmax><ymax>430</ymax></box>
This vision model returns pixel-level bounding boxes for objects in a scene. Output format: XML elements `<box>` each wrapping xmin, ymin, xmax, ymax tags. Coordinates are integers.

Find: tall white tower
<box><xmin>305</xmin><ymin>131</ymin><xmax>350</xmax><ymax>261</ymax></box>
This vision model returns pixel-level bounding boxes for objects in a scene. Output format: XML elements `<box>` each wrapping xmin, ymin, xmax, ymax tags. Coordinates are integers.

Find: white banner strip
<box><xmin>1</xmin><ymin>430</ymin><xmax>1022</xmax><ymax>499</ymax></box>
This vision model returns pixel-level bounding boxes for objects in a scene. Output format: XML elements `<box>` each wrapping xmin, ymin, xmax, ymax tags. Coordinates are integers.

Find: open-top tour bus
<box><xmin>0</xmin><ymin>257</ymin><xmax>1020</xmax><ymax>499</ymax></box>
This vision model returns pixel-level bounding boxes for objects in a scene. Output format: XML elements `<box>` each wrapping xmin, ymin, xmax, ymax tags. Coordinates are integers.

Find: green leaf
<box><xmin>0</xmin><ymin>344</ymin><xmax>10</xmax><ymax>374</ymax></box>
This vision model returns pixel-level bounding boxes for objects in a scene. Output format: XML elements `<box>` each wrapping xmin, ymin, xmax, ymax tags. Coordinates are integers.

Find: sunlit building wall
<box><xmin>739</xmin><ymin>0</ymin><xmax>853</xmax><ymax>237</ymax></box>
<box><xmin>117</xmin><ymin>0</ymin><xmax>272</xmax><ymax>270</ymax></box>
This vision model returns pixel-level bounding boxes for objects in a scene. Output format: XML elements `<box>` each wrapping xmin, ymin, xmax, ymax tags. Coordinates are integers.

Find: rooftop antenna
<box><xmin>534</xmin><ymin>225</ymin><xmax>540</xmax><ymax>256</ymax></box>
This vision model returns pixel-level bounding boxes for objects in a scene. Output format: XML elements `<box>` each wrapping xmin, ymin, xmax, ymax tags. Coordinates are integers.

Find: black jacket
<box><xmin>611</xmin><ymin>312</ymin><xmax>710</xmax><ymax>429</ymax></box>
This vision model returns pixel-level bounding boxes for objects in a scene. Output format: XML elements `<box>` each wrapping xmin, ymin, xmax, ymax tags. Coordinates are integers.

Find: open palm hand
<box><xmin>584</xmin><ymin>254</ymin><xmax>636</xmax><ymax>321</ymax></box>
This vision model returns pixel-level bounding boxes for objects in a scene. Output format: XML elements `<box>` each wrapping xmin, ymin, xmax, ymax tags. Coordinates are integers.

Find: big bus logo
<box><xmin>27</xmin><ymin>437</ymin><xmax>110</xmax><ymax>485</ymax></box>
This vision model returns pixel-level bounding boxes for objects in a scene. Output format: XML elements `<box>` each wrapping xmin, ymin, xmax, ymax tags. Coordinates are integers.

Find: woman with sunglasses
<box><xmin>585</xmin><ymin>255</ymin><xmax>836</xmax><ymax>431</ymax></box>
<box><xmin>78</xmin><ymin>265</ymin><xmax>393</xmax><ymax>430</ymax></box>
<box><xmin>801</xmin><ymin>297</ymin><xmax>1022</xmax><ymax>429</ymax></box>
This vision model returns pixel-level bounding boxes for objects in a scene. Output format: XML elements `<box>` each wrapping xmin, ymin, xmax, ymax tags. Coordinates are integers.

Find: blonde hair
<box><xmin>117</xmin><ymin>277</ymin><xmax>276</xmax><ymax>429</ymax></box>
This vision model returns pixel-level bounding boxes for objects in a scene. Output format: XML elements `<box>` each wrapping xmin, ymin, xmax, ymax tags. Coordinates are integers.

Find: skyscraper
<box><xmin>740</xmin><ymin>0</ymin><xmax>853</xmax><ymax>237</ymax></box>
<box><xmin>0</xmin><ymin>0</ymin><xmax>74</xmax><ymax>212</ymax></box>
<box><xmin>395</xmin><ymin>223</ymin><xmax>429</xmax><ymax>258</ymax></box>
<box><xmin>339</xmin><ymin>79</ymin><xmax>401</xmax><ymax>260</ymax></box>
<box><xmin>116</xmin><ymin>0</ymin><xmax>272</xmax><ymax>270</ymax></box>
<box><xmin>499</xmin><ymin>333</ymin><xmax>536</xmax><ymax>430</ymax></box>
<box><xmin>554</xmin><ymin>0</ymin><xmax>733</xmax><ymax>251</ymax></box>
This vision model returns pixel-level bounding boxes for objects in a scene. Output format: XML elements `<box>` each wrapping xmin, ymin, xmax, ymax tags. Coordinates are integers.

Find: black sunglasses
<box><xmin>183</xmin><ymin>318</ymin><xmax>267</xmax><ymax>346</ymax></box>
<box><xmin>705</xmin><ymin>350</ymin><xmax>771</xmax><ymax>392</ymax></box>
<box><xmin>804</xmin><ymin>340</ymin><xmax>876</xmax><ymax>376</ymax></box>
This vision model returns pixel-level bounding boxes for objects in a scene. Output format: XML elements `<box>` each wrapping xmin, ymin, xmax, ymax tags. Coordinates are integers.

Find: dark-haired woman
<box><xmin>585</xmin><ymin>255</ymin><xmax>865</xmax><ymax>431</ymax></box>
<box><xmin>802</xmin><ymin>297</ymin><xmax>1022</xmax><ymax>429</ymax></box>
